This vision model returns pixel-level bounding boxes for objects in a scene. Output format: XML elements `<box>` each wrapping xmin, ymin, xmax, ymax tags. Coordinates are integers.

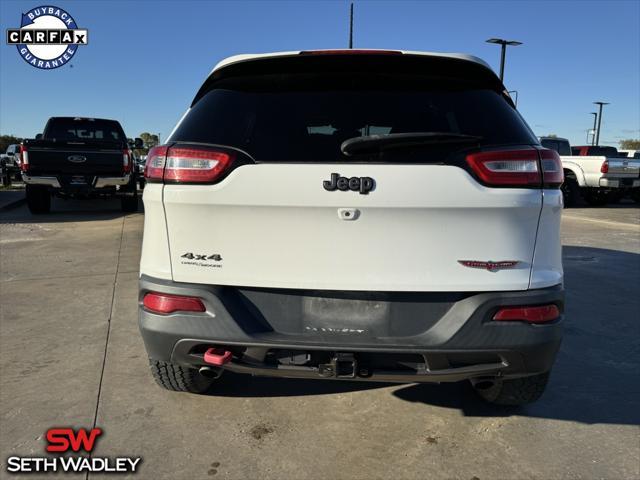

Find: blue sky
<box><xmin>1</xmin><ymin>0</ymin><xmax>638</xmax><ymax>146</ymax></box>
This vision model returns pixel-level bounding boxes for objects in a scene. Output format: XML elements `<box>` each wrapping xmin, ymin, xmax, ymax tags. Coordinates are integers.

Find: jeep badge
<box><xmin>323</xmin><ymin>173</ymin><xmax>374</xmax><ymax>195</ymax></box>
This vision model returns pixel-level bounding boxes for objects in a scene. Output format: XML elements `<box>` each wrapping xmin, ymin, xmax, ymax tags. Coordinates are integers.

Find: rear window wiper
<box><xmin>341</xmin><ymin>132</ymin><xmax>483</xmax><ymax>156</ymax></box>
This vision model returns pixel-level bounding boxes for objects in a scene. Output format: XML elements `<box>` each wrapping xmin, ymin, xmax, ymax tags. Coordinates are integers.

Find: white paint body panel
<box><xmin>147</xmin><ymin>164</ymin><xmax>562</xmax><ymax>292</ymax></box>
<box><xmin>140</xmin><ymin>184</ymin><xmax>172</xmax><ymax>280</ymax></box>
<box><xmin>530</xmin><ymin>190</ymin><xmax>563</xmax><ymax>289</ymax></box>
<box><xmin>140</xmin><ymin>50</ymin><xmax>564</xmax><ymax>292</ymax></box>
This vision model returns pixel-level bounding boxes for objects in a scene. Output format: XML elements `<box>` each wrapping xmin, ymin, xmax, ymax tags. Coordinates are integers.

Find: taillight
<box><xmin>144</xmin><ymin>145</ymin><xmax>234</xmax><ymax>184</ymax></box>
<box><xmin>465</xmin><ymin>149</ymin><xmax>541</xmax><ymax>187</ymax></box>
<box><xmin>142</xmin><ymin>292</ymin><xmax>205</xmax><ymax>314</ymax></box>
<box><xmin>19</xmin><ymin>144</ymin><xmax>29</xmax><ymax>172</ymax></box>
<box><xmin>600</xmin><ymin>161</ymin><xmax>609</xmax><ymax>174</ymax></box>
<box><xmin>539</xmin><ymin>149</ymin><xmax>564</xmax><ymax>188</ymax></box>
<box><xmin>493</xmin><ymin>304</ymin><xmax>560</xmax><ymax>323</ymax></box>
<box><xmin>164</xmin><ymin>147</ymin><xmax>233</xmax><ymax>183</ymax></box>
<box><xmin>144</xmin><ymin>145</ymin><xmax>168</xmax><ymax>181</ymax></box>
<box><xmin>123</xmin><ymin>149</ymin><xmax>131</xmax><ymax>174</ymax></box>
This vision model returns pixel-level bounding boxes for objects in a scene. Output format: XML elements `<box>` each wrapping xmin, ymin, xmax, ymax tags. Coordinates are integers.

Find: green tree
<box><xmin>134</xmin><ymin>132</ymin><xmax>160</xmax><ymax>156</ymax></box>
<box><xmin>139</xmin><ymin>132</ymin><xmax>159</xmax><ymax>149</ymax></box>
<box><xmin>619</xmin><ymin>139</ymin><xmax>640</xmax><ymax>150</ymax></box>
<box><xmin>546</xmin><ymin>134</ymin><xmax>558</xmax><ymax>138</ymax></box>
<box><xmin>0</xmin><ymin>135</ymin><xmax>23</xmax><ymax>153</ymax></box>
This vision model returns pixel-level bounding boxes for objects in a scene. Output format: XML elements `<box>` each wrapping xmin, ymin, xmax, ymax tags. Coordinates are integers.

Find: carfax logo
<box><xmin>5</xmin><ymin>5</ymin><xmax>88</xmax><ymax>69</ymax></box>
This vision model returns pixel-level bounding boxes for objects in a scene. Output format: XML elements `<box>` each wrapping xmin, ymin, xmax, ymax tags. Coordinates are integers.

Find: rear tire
<box><xmin>149</xmin><ymin>360</ymin><xmax>217</xmax><ymax>393</ymax></box>
<box><xmin>561</xmin><ymin>175</ymin><xmax>581</xmax><ymax>207</ymax></box>
<box><xmin>120</xmin><ymin>193</ymin><xmax>138</xmax><ymax>212</ymax></box>
<box><xmin>584</xmin><ymin>190</ymin><xmax>610</xmax><ymax>207</ymax></box>
<box><xmin>631</xmin><ymin>189</ymin><xmax>640</xmax><ymax>204</ymax></box>
<box><xmin>472</xmin><ymin>371</ymin><xmax>550</xmax><ymax>405</ymax></box>
<box><xmin>26</xmin><ymin>185</ymin><xmax>51</xmax><ymax>214</ymax></box>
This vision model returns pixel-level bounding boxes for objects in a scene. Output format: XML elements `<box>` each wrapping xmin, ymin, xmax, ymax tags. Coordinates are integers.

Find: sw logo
<box><xmin>5</xmin><ymin>5</ymin><xmax>88</xmax><ymax>69</ymax></box>
<box><xmin>6</xmin><ymin>427</ymin><xmax>142</xmax><ymax>474</ymax></box>
<box><xmin>46</xmin><ymin>427</ymin><xmax>102</xmax><ymax>452</ymax></box>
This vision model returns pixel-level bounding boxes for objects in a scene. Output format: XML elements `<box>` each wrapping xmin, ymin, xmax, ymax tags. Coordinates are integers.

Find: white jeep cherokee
<box><xmin>139</xmin><ymin>50</ymin><xmax>564</xmax><ymax>405</ymax></box>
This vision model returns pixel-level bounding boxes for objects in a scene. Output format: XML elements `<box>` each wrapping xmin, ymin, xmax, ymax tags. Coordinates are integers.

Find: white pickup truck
<box><xmin>539</xmin><ymin>137</ymin><xmax>640</xmax><ymax>206</ymax></box>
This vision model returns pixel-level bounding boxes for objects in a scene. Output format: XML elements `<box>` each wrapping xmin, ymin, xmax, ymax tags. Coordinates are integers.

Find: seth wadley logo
<box><xmin>6</xmin><ymin>427</ymin><xmax>142</xmax><ymax>474</ymax></box>
<box><xmin>5</xmin><ymin>5</ymin><xmax>88</xmax><ymax>69</ymax></box>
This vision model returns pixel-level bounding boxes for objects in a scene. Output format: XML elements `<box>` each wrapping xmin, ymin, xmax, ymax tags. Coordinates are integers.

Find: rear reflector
<box><xmin>143</xmin><ymin>292</ymin><xmax>205</xmax><ymax>314</ymax></box>
<box><xmin>600</xmin><ymin>160</ymin><xmax>609</xmax><ymax>174</ymax></box>
<box><xmin>466</xmin><ymin>149</ymin><xmax>541</xmax><ymax>186</ymax></box>
<box><xmin>493</xmin><ymin>304</ymin><xmax>560</xmax><ymax>323</ymax></box>
<box><xmin>144</xmin><ymin>145</ymin><xmax>234</xmax><ymax>184</ymax></box>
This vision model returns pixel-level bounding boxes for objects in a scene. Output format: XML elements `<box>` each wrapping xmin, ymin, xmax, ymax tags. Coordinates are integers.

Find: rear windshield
<box><xmin>44</xmin><ymin>118</ymin><xmax>125</xmax><ymax>142</ymax></box>
<box><xmin>170</xmin><ymin>72</ymin><xmax>537</xmax><ymax>162</ymax></box>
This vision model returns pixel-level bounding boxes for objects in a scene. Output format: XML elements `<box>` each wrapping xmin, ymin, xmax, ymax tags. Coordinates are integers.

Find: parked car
<box><xmin>20</xmin><ymin>117</ymin><xmax>142</xmax><ymax>213</ymax></box>
<box><xmin>139</xmin><ymin>49</ymin><xmax>565</xmax><ymax>405</ymax></box>
<box><xmin>2</xmin><ymin>144</ymin><xmax>22</xmax><ymax>181</ymax></box>
<box><xmin>135</xmin><ymin>154</ymin><xmax>147</xmax><ymax>189</ymax></box>
<box><xmin>539</xmin><ymin>137</ymin><xmax>640</xmax><ymax>206</ymax></box>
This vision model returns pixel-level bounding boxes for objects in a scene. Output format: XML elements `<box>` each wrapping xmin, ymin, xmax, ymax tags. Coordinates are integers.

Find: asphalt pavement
<box><xmin>0</xmin><ymin>197</ymin><xmax>638</xmax><ymax>479</ymax></box>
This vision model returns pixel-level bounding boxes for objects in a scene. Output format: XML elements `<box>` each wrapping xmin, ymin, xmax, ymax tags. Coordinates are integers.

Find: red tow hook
<box><xmin>203</xmin><ymin>348</ymin><xmax>232</xmax><ymax>366</ymax></box>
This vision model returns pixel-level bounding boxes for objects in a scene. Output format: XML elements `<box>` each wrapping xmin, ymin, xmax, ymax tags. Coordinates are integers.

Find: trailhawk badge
<box><xmin>458</xmin><ymin>260</ymin><xmax>520</xmax><ymax>271</ymax></box>
<box><xmin>6</xmin><ymin>5</ymin><xmax>88</xmax><ymax>69</ymax></box>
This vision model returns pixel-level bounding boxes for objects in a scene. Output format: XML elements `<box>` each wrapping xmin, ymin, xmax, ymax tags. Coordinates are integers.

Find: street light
<box><xmin>349</xmin><ymin>2</ymin><xmax>354</xmax><ymax>48</ymax></box>
<box><xmin>593</xmin><ymin>102</ymin><xmax>610</xmax><ymax>146</ymax></box>
<box><xmin>486</xmin><ymin>38</ymin><xmax>523</xmax><ymax>82</ymax></box>
<box><xmin>590</xmin><ymin>112</ymin><xmax>598</xmax><ymax>146</ymax></box>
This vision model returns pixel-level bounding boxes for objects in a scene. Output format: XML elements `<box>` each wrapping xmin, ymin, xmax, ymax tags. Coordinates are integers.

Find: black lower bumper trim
<box><xmin>223</xmin><ymin>359</ymin><xmax>508</xmax><ymax>383</ymax></box>
<box><xmin>138</xmin><ymin>275</ymin><xmax>564</xmax><ymax>382</ymax></box>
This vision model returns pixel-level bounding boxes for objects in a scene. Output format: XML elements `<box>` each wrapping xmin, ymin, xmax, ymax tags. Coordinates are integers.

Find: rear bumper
<box><xmin>22</xmin><ymin>175</ymin><xmax>61</xmax><ymax>187</ymax></box>
<box><xmin>599</xmin><ymin>177</ymin><xmax>640</xmax><ymax>188</ymax></box>
<box><xmin>138</xmin><ymin>274</ymin><xmax>564</xmax><ymax>383</ymax></box>
<box><xmin>94</xmin><ymin>175</ymin><xmax>131</xmax><ymax>187</ymax></box>
<box><xmin>23</xmin><ymin>174</ymin><xmax>132</xmax><ymax>190</ymax></box>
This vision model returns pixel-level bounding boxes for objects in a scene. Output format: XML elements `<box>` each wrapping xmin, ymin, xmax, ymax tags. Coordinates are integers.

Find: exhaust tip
<box><xmin>471</xmin><ymin>379</ymin><xmax>496</xmax><ymax>390</ymax></box>
<box><xmin>198</xmin><ymin>366</ymin><xmax>221</xmax><ymax>379</ymax></box>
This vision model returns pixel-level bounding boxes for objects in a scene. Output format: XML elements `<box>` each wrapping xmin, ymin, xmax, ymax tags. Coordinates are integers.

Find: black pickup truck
<box><xmin>21</xmin><ymin>117</ymin><xmax>142</xmax><ymax>213</ymax></box>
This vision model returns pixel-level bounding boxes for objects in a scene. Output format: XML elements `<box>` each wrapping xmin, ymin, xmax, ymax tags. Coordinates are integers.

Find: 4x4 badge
<box><xmin>181</xmin><ymin>253</ymin><xmax>222</xmax><ymax>261</ymax></box>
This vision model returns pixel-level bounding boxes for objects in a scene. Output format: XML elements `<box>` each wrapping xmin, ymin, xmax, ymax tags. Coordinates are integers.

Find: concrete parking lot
<box><xmin>1</xmin><ymin>197</ymin><xmax>639</xmax><ymax>479</ymax></box>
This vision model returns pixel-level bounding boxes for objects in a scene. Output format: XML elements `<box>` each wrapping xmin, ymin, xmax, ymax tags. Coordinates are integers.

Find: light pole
<box><xmin>486</xmin><ymin>38</ymin><xmax>522</xmax><ymax>82</ymax></box>
<box><xmin>593</xmin><ymin>102</ymin><xmax>609</xmax><ymax>146</ymax></box>
<box><xmin>349</xmin><ymin>2</ymin><xmax>353</xmax><ymax>48</ymax></box>
<box><xmin>590</xmin><ymin>112</ymin><xmax>598</xmax><ymax>146</ymax></box>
